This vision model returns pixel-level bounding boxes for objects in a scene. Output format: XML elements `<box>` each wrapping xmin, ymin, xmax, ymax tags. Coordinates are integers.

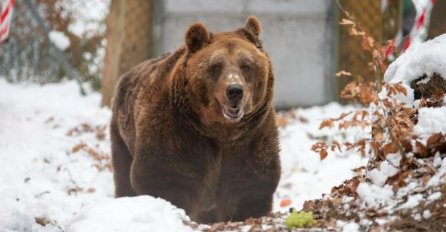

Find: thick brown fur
<box><xmin>111</xmin><ymin>16</ymin><xmax>281</xmax><ymax>224</ymax></box>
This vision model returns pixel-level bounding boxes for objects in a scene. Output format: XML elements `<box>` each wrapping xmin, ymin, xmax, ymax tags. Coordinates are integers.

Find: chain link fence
<box><xmin>0</xmin><ymin>0</ymin><xmax>109</xmax><ymax>89</ymax></box>
<box><xmin>336</xmin><ymin>0</ymin><xmax>402</xmax><ymax>101</ymax></box>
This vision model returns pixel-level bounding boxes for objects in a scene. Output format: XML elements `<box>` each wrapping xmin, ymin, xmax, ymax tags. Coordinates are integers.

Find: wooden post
<box><xmin>101</xmin><ymin>0</ymin><xmax>153</xmax><ymax>107</ymax></box>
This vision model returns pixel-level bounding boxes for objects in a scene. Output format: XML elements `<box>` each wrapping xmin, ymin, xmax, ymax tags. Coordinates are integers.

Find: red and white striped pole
<box><xmin>383</xmin><ymin>0</ymin><xmax>437</xmax><ymax>61</ymax></box>
<box><xmin>0</xmin><ymin>0</ymin><xmax>15</xmax><ymax>44</ymax></box>
<box><xmin>402</xmin><ymin>0</ymin><xmax>436</xmax><ymax>51</ymax></box>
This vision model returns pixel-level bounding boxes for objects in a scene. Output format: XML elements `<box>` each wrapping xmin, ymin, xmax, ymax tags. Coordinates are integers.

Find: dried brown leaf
<box><xmin>383</xmin><ymin>142</ymin><xmax>399</xmax><ymax>156</ymax></box>
<box><xmin>348</xmin><ymin>27</ymin><xmax>365</xmax><ymax>36</ymax></box>
<box><xmin>426</xmin><ymin>133</ymin><xmax>445</xmax><ymax>149</ymax></box>
<box><xmin>319</xmin><ymin>119</ymin><xmax>334</xmax><ymax>130</ymax></box>
<box><xmin>72</xmin><ymin>143</ymin><xmax>87</xmax><ymax>153</ymax></box>
<box><xmin>319</xmin><ymin>149</ymin><xmax>328</xmax><ymax>160</ymax></box>
<box><xmin>336</xmin><ymin>70</ymin><xmax>352</xmax><ymax>77</ymax></box>
<box><xmin>35</xmin><ymin>217</ymin><xmax>51</xmax><ymax>226</ymax></box>
<box><xmin>362</xmin><ymin>36</ymin><xmax>374</xmax><ymax>51</ymax></box>
<box><xmin>415</xmin><ymin>141</ymin><xmax>428</xmax><ymax>157</ymax></box>
<box><xmin>339</xmin><ymin>18</ymin><xmax>355</xmax><ymax>25</ymax></box>
<box><xmin>276</xmin><ymin>116</ymin><xmax>288</xmax><ymax>127</ymax></box>
<box><xmin>331</xmin><ymin>140</ymin><xmax>342</xmax><ymax>152</ymax></box>
<box><xmin>339</xmin><ymin>121</ymin><xmax>350</xmax><ymax>130</ymax></box>
<box><xmin>347</xmin><ymin>176</ymin><xmax>360</xmax><ymax>194</ymax></box>
<box><xmin>333</xmin><ymin>112</ymin><xmax>353</xmax><ymax>121</ymax></box>
<box><xmin>394</xmin><ymin>83</ymin><xmax>408</xmax><ymax>96</ymax></box>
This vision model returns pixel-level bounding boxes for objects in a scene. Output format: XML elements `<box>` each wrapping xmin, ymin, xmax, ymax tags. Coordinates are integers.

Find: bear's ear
<box><xmin>244</xmin><ymin>16</ymin><xmax>261</xmax><ymax>37</ymax></box>
<box><xmin>185</xmin><ymin>23</ymin><xmax>210</xmax><ymax>53</ymax></box>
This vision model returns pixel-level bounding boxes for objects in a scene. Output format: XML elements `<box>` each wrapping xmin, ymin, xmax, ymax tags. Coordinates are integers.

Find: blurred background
<box><xmin>1</xmin><ymin>0</ymin><xmax>445</xmax><ymax>108</ymax></box>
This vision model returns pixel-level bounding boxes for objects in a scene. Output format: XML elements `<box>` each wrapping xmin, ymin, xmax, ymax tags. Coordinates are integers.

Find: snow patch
<box><xmin>275</xmin><ymin>103</ymin><xmax>368</xmax><ymax>211</ymax></box>
<box><xmin>66</xmin><ymin>196</ymin><xmax>192</xmax><ymax>232</ymax></box>
<box><xmin>414</xmin><ymin>107</ymin><xmax>446</xmax><ymax>136</ymax></box>
<box><xmin>356</xmin><ymin>183</ymin><xmax>394</xmax><ymax>207</ymax></box>
<box><xmin>367</xmin><ymin>153</ymin><xmax>401</xmax><ymax>187</ymax></box>
<box><xmin>340</xmin><ymin>221</ymin><xmax>360</xmax><ymax>232</ymax></box>
<box><xmin>413</xmin><ymin>213</ymin><xmax>421</xmax><ymax>221</ymax></box>
<box><xmin>384</xmin><ymin>34</ymin><xmax>446</xmax><ymax>83</ymax></box>
<box><xmin>0</xmin><ymin>202</ymin><xmax>37</xmax><ymax>232</ymax></box>
<box><xmin>427</xmin><ymin>157</ymin><xmax>446</xmax><ymax>187</ymax></box>
<box><xmin>433</xmin><ymin>153</ymin><xmax>442</xmax><ymax>168</ymax></box>
<box><xmin>49</xmin><ymin>31</ymin><xmax>71</xmax><ymax>51</ymax></box>
<box><xmin>427</xmin><ymin>192</ymin><xmax>442</xmax><ymax>202</ymax></box>
<box><xmin>397</xmin><ymin>194</ymin><xmax>423</xmax><ymax>210</ymax></box>
<box><xmin>423</xmin><ymin>210</ymin><xmax>432</xmax><ymax>219</ymax></box>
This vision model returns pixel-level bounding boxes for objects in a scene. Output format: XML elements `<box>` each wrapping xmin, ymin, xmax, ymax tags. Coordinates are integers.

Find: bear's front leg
<box><xmin>111</xmin><ymin>121</ymin><xmax>137</xmax><ymax>197</ymax></box>
<box><xmin>216</xmin><ymin>163</ymin><xmax>280</xmax><ymax>222</ymax></box>
<box><xmin>129</xmin><ymin>153</ymin><xmax>202</xmax><ymax>215</ymax></box>
<box><xmin>217</xmin><ymin>179</ymin><xmax>278</xmax><ymax>222</ymax></box>
<box><xmin>232</xmin><ymin>194</ymin><xmax>273</xmax><ymax>221</ymax></box>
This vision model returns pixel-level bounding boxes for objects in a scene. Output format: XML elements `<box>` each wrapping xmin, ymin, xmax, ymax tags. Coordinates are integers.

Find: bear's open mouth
<box><xmin>222</xmin><ymin>106</ymin><xmax>244</xmax><ymax>122</ymax></box>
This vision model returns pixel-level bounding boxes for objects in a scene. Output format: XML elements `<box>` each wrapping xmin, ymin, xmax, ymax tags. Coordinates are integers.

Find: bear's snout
<box><xmin>226</xmin><ymin>84</ymin><xmax>244</xmax><ymax>104</ymax></box>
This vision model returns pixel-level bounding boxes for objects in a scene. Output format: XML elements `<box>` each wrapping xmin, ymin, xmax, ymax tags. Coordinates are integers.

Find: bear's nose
<box><xmin>226</xmin><ymin>84</ymin><xmax>244</xmax><ymax>103</ymax></box>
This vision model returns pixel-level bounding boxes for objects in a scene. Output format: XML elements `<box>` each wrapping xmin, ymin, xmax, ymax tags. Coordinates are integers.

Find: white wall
<box><xmin>153</xmin><ymin>0</ymin><xmax>336</xmax><ymax>108</ymax></box>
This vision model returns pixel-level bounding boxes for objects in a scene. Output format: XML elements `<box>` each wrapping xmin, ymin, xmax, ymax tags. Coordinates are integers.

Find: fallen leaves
<box><xmin>311</xmin><ymin>142</ymin><xmax>328</xmax><ymax>160</ymax></box>
<box><xmin>280</xmin><ymin>198</ymin><xmax>292</xmax><ymax>208</ymax></box>
<box><xmin>67</xmin><ymin>122</ymin><xmax>107</xmax><ymax>141</ymax></box>
<box><xmin>427</xmin><ymin>133</ymin><xmax>446</xmax><ymax>151</ymax></box>
<box><xmin>319</xmin><ymin>119</ymin><xmax>334</xmax><ymax>130</ymax></box>
<box><xmin>276</xmin><ymin>116</ymin><xmax>288</xmax><ymax>127</ymax></box>
<box><xmin>71</xmin><ymin>142</ymin><xmax>112</xmax><ymax>171</ymax></box>
<box><xmin>276</xmin><ymin>110</ymin><xmax>309</xmax><ymax>127</ymax></box>
<box><xmin>35</xmin><ymin>216</ymin><xmax>52</xmax><ymax>226</ymax></box>
<box><xmin>415</xmin><ymin>141</ymin><xmax>428</xmax><ymax>158</ymax></box>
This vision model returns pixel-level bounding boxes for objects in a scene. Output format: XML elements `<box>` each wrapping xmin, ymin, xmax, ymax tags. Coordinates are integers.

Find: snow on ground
<box><xmin>0</xmin><ymin>80</ymin><xmax>113</xmax><ymax>232</ymax></box>
<box><xmin>0</xmin><ymin>79</ymin><xmax>366</xmax><ymax>231</ymax></box>
<box><xmin>66</xmin><ymin>196</ymin><xmax>192</xmax><ymax>232</ymax></box>
<box><xmin>274</xmin><ymin>103</ymin><xmax>368</xmax><ymax>211</ymax></box>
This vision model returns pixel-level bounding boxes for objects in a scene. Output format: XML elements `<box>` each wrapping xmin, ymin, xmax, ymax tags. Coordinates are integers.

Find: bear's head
<box><xmin>182</xmin><ymin>16</ymin><xmax>274</xmax><ymax>127</ymax></box>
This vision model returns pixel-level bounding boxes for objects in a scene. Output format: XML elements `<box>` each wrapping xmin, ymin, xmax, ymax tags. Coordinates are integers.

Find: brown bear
<box><xmin>110</xmin><ymin>16</ymin><xmax>281</xmax><ymax>224</ymax></box>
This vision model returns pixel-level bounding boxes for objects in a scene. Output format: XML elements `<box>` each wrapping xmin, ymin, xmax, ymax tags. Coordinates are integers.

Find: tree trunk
<box><xmin>101</xmin><ymin>0</ymin><xmax>152</xmax><ymax>107</ymax></box>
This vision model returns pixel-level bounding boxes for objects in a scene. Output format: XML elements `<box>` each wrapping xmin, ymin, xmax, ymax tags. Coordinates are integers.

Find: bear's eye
<box><xmin>210</xmin><ymin>63</ymin><xmax>223</xmax><ymax>75</ymax></box>
<box><xmin>240</xmin><ymin>64</ymin><xmax>251</xmax><ymax>73</ymax></box>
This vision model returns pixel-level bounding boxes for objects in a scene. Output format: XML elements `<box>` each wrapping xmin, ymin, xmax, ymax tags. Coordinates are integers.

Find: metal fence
<box><xmin>336</xmin><ymin>0</ymin><xmax>402</xmax><ymax>102</ymax></box>
<box><xmin>0</xmin><ymin>0</ymin><xmax>109</xmax><ymax>89</ymax></box>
